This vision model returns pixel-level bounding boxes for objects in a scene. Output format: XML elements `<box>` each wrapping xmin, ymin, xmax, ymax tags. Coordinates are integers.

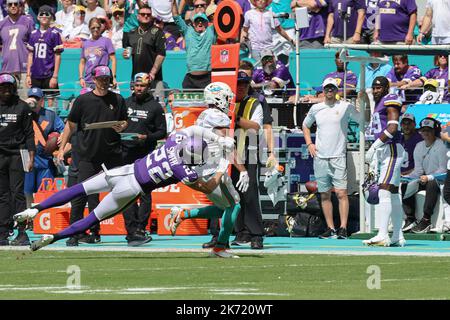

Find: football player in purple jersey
<box><xmin>362</xmin><ymin>76</ymin><xmax>407</xmax><ymax>247</ymax></box>
<box><xmin>26</xmin><ymin>5</ymin><xmax>64</xmax><ymax>108</ymax></box>
<box><xmin>14</xmin><ymin>125</ymin><xmax>236</xmax><ymax>251</ymax></box>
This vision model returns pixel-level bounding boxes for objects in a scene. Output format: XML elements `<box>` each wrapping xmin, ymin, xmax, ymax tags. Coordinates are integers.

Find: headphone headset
<box><xmin>420</xmin><ymin>117</ymin><xmax>441</xmax><ymax>137</ymax></box>
<box><xmin>0</xmin><ymin>72</ymin><xmax>18</xmax><ymax>95</ymax></box>
<box><xmin>91</xmin><ymin>65</ymin><xmax>113</xmax><ymax>85</ymax></box>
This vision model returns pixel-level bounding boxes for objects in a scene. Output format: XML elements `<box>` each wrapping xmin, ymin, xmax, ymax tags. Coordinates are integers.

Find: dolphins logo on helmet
<box><xmin>204</xmin><ymin>82</ymin><xmax>234</xmax><ymax>114</ymax></box>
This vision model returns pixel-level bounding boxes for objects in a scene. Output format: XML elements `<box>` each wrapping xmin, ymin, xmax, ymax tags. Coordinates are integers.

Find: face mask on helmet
<box><xmin>204</xmin><ymin>82</ymin><xmax>234</xmax><ymax>114</ymax></box>
<box><xmin>180</xmin><ymin>136</ymin><xmax>209</xmax><ymax>165</ymax></box>
<box><xmin>362</xmin><ymin>172</ymin><xmax>380</xmax><ymax>205</ymax></box>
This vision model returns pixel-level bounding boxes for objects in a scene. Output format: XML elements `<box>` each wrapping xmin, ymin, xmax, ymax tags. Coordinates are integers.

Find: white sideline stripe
<box><xmin>211</xmin><ymin>71</ymin><xmax>236</xmax><ymax>76</ymax></box>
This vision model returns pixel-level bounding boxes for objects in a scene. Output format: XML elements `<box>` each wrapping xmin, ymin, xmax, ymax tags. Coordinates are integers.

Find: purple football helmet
<box><xmin>181</xmin><ymin>135</ymin><xmax>209</xmax><ymax>165</ymax></box>
<box><xmin>363</xmin><ymin>172</ymin><xmax>380</xmax><ymax>205</ymax></box>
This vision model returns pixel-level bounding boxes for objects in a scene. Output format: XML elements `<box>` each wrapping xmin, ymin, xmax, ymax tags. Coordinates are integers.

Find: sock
<box><xmin>187</xmin><ymin>206</ymin><xmax>223</xmax><ymax>219</ymax></box>
<box><xmin>375</xmin><ymin>189</ymin><xmax>392</xmax><ymax>239</ymax></box>
<box><xmin>35</xmin><ymin>184</ymin><xmax>86</xmax><ymax>211</ymax></box>
<box><xmin>444</xmin><ymin>202</ymin><xmax>450</xmax><ymax>222</ymax></box>
<box><xmin>52</xmin><ymin>212</ymin><xmax>99</xmax><ymax>242</ymax></box>
<box><xmin>216</xmin><ymin>203</ymin><xmax>241</xmax><ymax>249</ymax></box>
<box><xmin>390</xmin><ymin>192</ymin><xmax>404</xmax><ymax>241</ymax></box>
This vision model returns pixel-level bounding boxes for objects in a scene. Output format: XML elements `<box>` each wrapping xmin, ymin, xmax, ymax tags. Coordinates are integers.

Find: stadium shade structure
<box><xmin>325</xmin><ymin>43</ymin><xmax>450</xmax><ymax>233</ymax></box>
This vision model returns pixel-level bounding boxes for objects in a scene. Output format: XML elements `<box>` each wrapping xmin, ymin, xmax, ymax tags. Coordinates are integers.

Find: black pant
<box><xmin>231</xmin><ymin>163</ymin><xmax>264</xmax><ymax>239</ymax></box>
<box><xmin>121</xmin><ymin>149</ymin><xmax>152</xmax><ymax>235</ymax></box>
<box><xmin>69</xmin><ymin>155</ymin><xmax>123</xmax><ymax>234</ymax></box>
<box><xmin>182</xmin><ymin>72</ymin><xmax>211</xmax><ymax>89</ymax></box>
<box><xmin>444</xmin><ymin>169</ymin><xmax>450</xmax><ymax>205</ymax></box>
<box><xmin>401</xmin><ymin>179</ymin><xmax>441</xmax><ymax>220</ymax></box>
<box><xmin>0</xmin><ymin>154</ymin><xmax>26</xmax><ymax>235</ymax></box>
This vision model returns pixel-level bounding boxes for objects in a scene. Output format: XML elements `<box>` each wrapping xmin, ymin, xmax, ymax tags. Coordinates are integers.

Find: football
<box><xmin>305</xmin><ymin>180</ymin><xmax>318</xmax><ymax>194</ymax></box>
<box><xmin>44</xmin><ymin>132</ymin><xmax>60</xmax><ymax>155</ymax></box>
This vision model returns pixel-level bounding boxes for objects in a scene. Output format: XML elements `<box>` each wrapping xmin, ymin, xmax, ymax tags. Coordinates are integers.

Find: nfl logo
<box><xmin>220</xmin><ymin>50</ymin><xmax>229</xmax><ymax>64</ymax></box>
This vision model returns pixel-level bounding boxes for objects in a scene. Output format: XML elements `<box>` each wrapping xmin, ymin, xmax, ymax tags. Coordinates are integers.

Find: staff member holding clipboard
<box><xmin>57</xmin><ymin>65</ymin><xmax>128</xmax><ymax>245</ymax></box>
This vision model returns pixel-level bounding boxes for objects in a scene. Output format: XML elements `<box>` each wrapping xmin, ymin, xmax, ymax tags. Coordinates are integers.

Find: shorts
<box><xmin>376</xmin><ymin>143</ymin><xmax>405</xmax><ymax>187</ymax></box>
<box><xmin>31</xmin><ymin>77</ymin><xmax>60</xmax><ymax>98</ymax></box>
<box><xmin>205</xmin><ymin>174</ymin><xmax>240</xmax><ymax>210</ymax></box>
<box><xmin>313</xmin><ymin>157</ymin><xmax>347</xmax><ymax>193</ymax></box>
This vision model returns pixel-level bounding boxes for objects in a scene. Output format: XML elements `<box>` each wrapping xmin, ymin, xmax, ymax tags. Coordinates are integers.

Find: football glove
<box><xmin>236</xmin><ymin>171</ymin><xmax>250</xmax><ymax>193</ymax></box>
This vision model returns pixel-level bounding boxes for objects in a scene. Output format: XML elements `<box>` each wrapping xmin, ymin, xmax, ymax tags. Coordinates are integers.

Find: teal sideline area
<box><xmin>15</xmin><ymin>232</ymin><xmax>450</xmax><ymax>256</ymax></box>
<box><xmin>4</xmin><ymin>48</ymin><xmax>436</xmax><ymax>101</ymax></box>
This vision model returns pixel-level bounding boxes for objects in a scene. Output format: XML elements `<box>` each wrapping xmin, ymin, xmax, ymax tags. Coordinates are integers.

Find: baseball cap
<box><xmin>0</xmin><ymin>73</ymin><xmax>16</xmax><ymax>85</ymax></box>
<box><xmin>261</xmin><ymin>49</ymin><xmax>274</xmax><ymax>60</ymax></box>
<box><xmin>192</xmin><ymin>12</ymin><xmax>208</xmax><ymax>22</ymax></box>
<box><xmin>134</xmin><ymin>72</ymin><xmax>150</xmax><ymax>85</ymax></box>
<box><xmin>372</xmin><ymin>76</ymin><xmax>390</xmax><ymax>88</ymax></box>
<box><xmin>424</xmin><ymin>79</ymin><xmax>439</xmax><ymax>89</ymax></box>
<box><xmin>112</xmin><ymin>6</ymin><xmax>124</xmax><ymax>14</ymax></box>
<box><xmin>322</xmin><ymin>78</ymin><xmax>339</xmax><ymax>90</ymax></box>
<box><xmin>93</xmin><ymin>65</ymin><xmax>112</xmax><ymax>78</ymax></box>
<box><xmin>419</xmin><ymin>117</ymin><xmax>439</xmax><ymax>130</ymax></box>
<box><xmin>74</xmin><ymin>5</ymin><xmax>86</xmax><ymax>13</ymax></box>
<box><xmin>237</xmin><ymin>70</ymin><xmax>251</xmax><ymax>82</ymax></box>
<box><xmin>6</xmin><ymin>0</ymin><xmax>22</xmax><ymax>4</ymax></box>
<box><xmin>401</xmin><ymin>113</ymin><xmax>415</xmax><ymax>123</ymax></box>
<box><xmin>38</xmin><ymin>5</ymin><xmax>54</xmax><ymax>15</ymax></box>
<box><xmin>27</xmin><ymin>87</ymin><xmax>44</xmax><ymax>99</ymax></box>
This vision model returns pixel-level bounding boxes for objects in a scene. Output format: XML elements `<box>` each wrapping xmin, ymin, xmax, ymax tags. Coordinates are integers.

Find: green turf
<box><xmin>2</xmin><ymin>250</ymin><xmax>450</xmax><ymax>300</ymax></box>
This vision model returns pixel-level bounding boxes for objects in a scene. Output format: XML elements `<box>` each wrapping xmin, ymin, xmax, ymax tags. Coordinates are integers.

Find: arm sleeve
<box><xmin>68</xmin><ymin>97</ymin><xmax>82</xmax><ymax>124</ymax></box>
<box><xmin>154</xmin><ymin>29</ymin><xmax>167</xmax><ymax>57</ymax></box>
<box><xmin>174</xmin><ymin>15</ymin><xmax>189</xmax><ymax>35</ymax></box>
<box><xmin>54</xmin><ymin>115</ymin><xmax>66</xmax><ymax>133</ymax></box>
<box><xmin>250</xmin><ymin>104</ymin><xmax>264</xmax><ymax>128</ymax></box>
<box><xmin>303</xmin><ymin>106</ymin><xmax>316</xmax><ymax>128</ymax></box>
<box><xmin>146</xmin><ymin>105</ymin><xmax>167</xmax><ymax>143</ymax></box>
<box><xmin>410</xmin><ymin>144</ymin><xmax>424</xmax><ymax>178</ymax></box>
<box><xmin>119</xmin><ymin>96</ymin><xmax>128</xmax><ymax>121</ymax></box>
<box><xmin>22</xmin><ymin>105</ymin><xmax>36</xmax><ymax>152</ymax></box>
<box><xmin>106</xmin><ymin>38</ymin><xmax>115</xmax><ymax>55</ymax></box>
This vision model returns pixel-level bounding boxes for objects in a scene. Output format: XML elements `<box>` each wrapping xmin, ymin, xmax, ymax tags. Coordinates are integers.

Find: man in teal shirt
<box><xmin>172</xmin><ymin>1</ymin><xmax>216</xmax><ymax>89</ymax></box>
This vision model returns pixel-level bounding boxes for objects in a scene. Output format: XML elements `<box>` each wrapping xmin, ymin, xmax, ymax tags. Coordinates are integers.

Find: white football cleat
<box><xmin>30</xmin><ymin>234</ymin><xmax>54</xmax><ymax>252</ymax></box>
<box><xmin>362</xmin><ymin>235</ymin><xmax>392</xmax><ymax>247</ymax></box>
<box><xmin>209</xmin><ymin>248</ymin><xmax>240</xmax><ymax>259</ymax></box>
<box><xmin>13</xmin><ymin>208</ymin><xmax>39</xmax><ymax>223</ymax></box>
<box><xmin>168</xmin><ymin>206</ymin><xmax>184</xmax><ymax>236</ymax></box>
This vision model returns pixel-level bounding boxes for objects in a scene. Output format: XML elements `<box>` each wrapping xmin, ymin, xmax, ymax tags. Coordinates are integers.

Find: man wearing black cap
<box><xmin>0</xmin><ymin>73</ymin><xmax>35</xmax><ymax>246</ymax></box>
<box><xmin>121</xmin><ymin>72</ymin><xmax>167</xmax><ymax>246</ymax></box>
<box><xmin>231</xmin><ymin>70</ymin><xmax>265</xmax><ymax>249</ymax></box>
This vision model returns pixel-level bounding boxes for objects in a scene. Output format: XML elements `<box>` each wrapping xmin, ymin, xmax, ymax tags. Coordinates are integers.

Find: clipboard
<box><xmin>84</xmin><ymin>121</ymin><xmax>122</xmax><ymax>130</ymax></box>
<box><xmin>20</xmin><ymin>149</ymin><xmax>30</xmax><ymax>172</ymax></box>
<box><xmin>119</xmin><ymin>133</ymin><xmax>140</xmax><ymax>141</ymax></box>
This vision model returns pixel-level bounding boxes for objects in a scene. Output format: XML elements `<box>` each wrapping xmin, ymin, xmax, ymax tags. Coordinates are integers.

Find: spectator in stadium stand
<box><xmin>301</xmin><ymin>51</ymin><xmax>358</xmax><ymax>103</ymax></box>
<box><xmin>303</xmin><ymin>77</ymin><xmax>361</xmax><ymax>240</ymax></box>
<box><xmin>417</xmin><ymin>0</ymin><xmax>450</xmax><ymax>45</ymax></box>
<box><xmin>360</xmin><ymin>0</ymin><xmax>377</xmax><ymax>44</ymax></box>
<box><xmin>164</xmin><ymin>90</ymin><xmax>176</xmax><ymax>134</ymax></box>
<box><xmin>269</xmin><ymin>0</ymin><xmax>295</xmax><ymax>65</ymax></box>
<box><xmin>121</xmin><ymin>73</ymin><xmax>166</xmax><ymax>246</ymax></box>
<box><xmin>231</xmin><ymin>71</ymin><xmax>265</xmax><ymax>250</ymax></box>
<box><xmin>79</xmin><ymin>17</ymin><xmax>117</xmax><ymax>89</ymax></box>
<box><xmin>122</xmin><ymin>5</ymin><xmax>166</xmax><ymax>103</ymax></box>
<box><xmin>386</xmin><ymin>54</ymin><xmax>422</xmax><ymax>105</ymax></box>
<box><xmin>97</xmin><ymin>14</ymin><xmax>112</xmax><ymax>38</ymax></box>
<box><xmin>324</xmin><ymin>0</ymin><xmax>366</xmax><ymax>44</ymax></box>
<box><xmin>172</xmin><ymin>1</ymin><xmax>216</xmax><ymax>90</ymax></box>
<box><xmin>148</xmin><ymin>0</ymin><xmax>182</xmax><ymax>45</ymax></box>
<box><xmin>0</xmin><ymin>73</ymin><xmax>35</xmax><ymax>246</ymax></box>
<box><xmin>62</xmin><ymin>5</ymin><xmax>90</xmax><ymax>42</ymax></box>
<box><xmin>240</xmin><ymin>0</ymin><xmax>294</xmax><ymax>62</ymax></box>
<box><xmin>57</xmin><ymin>65</ymin><xmax>128</xmax><ymax>246</ymax></box>
<box><xmin>374</xmin><ymin>0</ymin><xmax>417</xmax><ymax>45</ymax></box>
<box><xmin>84</xmin><ymin>0</ymin><xmax>106</xmax><ymax>24</ymax></box>
<box><xmin>251</xmin><ymin>49</ymin><xmax>295</xmax><ymax>97</ymax></box>
<box><xmin>26</xmin><ymin>5</ymin><xmax>64</xmax><ymax>108</ymax></box>
<box><xmin>403</xmin><ymin>55</ymin><xmax>449</xmax><ymax>103</ymax></box>
<box><xmin>121</xmin><ymin>0</ymin><xmax>146</xmax><ymax>33</ymax></box>
<box><xmin>291</xmin><ymin>0</ymin><xmax>329</xmax><ymax>49</ymax></box>
<box><xmin>179</xmin><ymin>0</ymin><xmax>208</xmax><ymax>23</ymax></box>
<box><xmin>110</xmin><ymin>5</ymin><xmax>124</xmax><ymax>48</ymax></box>
<box><xmin>27</xmin><ymin>0</ymin><xmax>57</xmax><ymax>24</ymax></box>
<box><xmin>401</xmin><ymin>117</ymin><xmax>447</xmax><ymax>234</ymax></box>
<box><xmin>55</xmin><ymin>0</ymin><xmax>75</xmax><ymax>34</ymax></box>
<box><xmin>0</xmin><ymin>0</ymin><xmax>34</xmax><ymax>99</ymax></box>
<box><xmin>14</xmin><ymin>87</ymin><xmax>64</xmax><ymax>246</ymax></box>
<box><xmin>442</xmin><ymin>127</ymin><xmax>450</xmax><ymax>233</ymax></box>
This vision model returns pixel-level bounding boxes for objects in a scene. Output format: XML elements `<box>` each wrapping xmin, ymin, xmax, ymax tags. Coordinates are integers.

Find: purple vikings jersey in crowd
<box><xmin>27</xmin><ymin>27</ymin><xmax>64</xmax><ymax>79</ymax></box>
<box><xmin>133</xmin><ymin>132</ymin><xmax>199</xmax><ymax>193</ymax></box>
<box><xmin>252</xmin><ymin>61</ymin><xmax>295</xmax><ymax>92</ymax></box>
<box><xmin>0</xmin><ymin>15</ymin><xmax>34</xmax><ymax>73</ymax></box>
<box><xmin>299</xmin><ymin>0</ymin><xmax>329</xmax><ymax>41</ymax></box>
<box><xmin>328</xmin><ymin>0</ymin><xmax>366</xmax><ymax>39</ymax></box>
<box><xmin>377</xmin><ymin>0</ymin><xmax>417</xmax><ymax>42</ymax></box>
<box><xmin>323</xmin><ymin>70</ymin><xmax>358</xmax><ymax>93</ymax></box>
<box><xmin>386</xmin><ymin>65</ymin><xmax>421</xmax><ymax>83</ymax></box>
<box><xmin>370</xmin><ymin>93</ymin><xmax>402</xmax><ymax>144</ymax></box>
<box><xmin>400</xmin><ymin>131</ymin><xmax>423</xmax><ymax>174</ymax></box>
<box><xmin>81</xmin><ymin>36</ymin><xmax>115</xmax><ymax>83</ymax></box>
<box><xmin>363</xmin><ymin>0</ymin><xmax>378</xmax><ymax>31</ymax></box>
<box><xmin>422</xmin><ymin>67</ymin><xmax>449</xmax><ymax>102</ymax></box>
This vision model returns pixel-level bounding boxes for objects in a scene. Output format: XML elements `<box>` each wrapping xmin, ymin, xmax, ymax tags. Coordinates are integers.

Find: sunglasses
<box><xmin>194</xmin><ymin>4</ymin><xmax>206</xmax><ymax>8</ymax></box>
<box><xmin>7</xmin><ymin>2</ymin><xmax>20</xmax><ymax>7</ymax></box>
<box><xmin>113</xmin><ymin>12</ymin><xmax>124</xmax><ymax>17</ymax></box>
<box><xmin>38</xmin><ymin>12</ymin><xmax>52</xmax><ymax>17</ymax></box>
<box><xmin>90</xmin><ymin>26</ymin><xmax>101</xmax><ymax>30</ymax></box>
<box><xmin>139</xmin><ymin>12</ymin><xmax>151</xmax><ymax>17</ymax></box>
<box><xmin>261</xmin><ymin>56</ymin><xmax>274</xmax><ymax>64</ymax></box>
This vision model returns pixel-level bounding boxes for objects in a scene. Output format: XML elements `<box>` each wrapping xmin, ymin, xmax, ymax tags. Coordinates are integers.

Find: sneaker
<box><xmin>362</xmin><ymin>235</ymin><xmax>391</xmax><ymax>247</ymax></box>
<box><xmin>168</xmin><ymin>206</ymin><xmax>184</xmax><ymax>236</ymax></box>
<box><xmin>411</xmin><ymin>218</ymin><xmax>431</xmax><ymax>234</ymax></box>
<box><xmin>390</xmin><ymin>238</ymin><xmax>406</xmax><ymax>247</ymax></box>
<box><xmin>126</xmin><ymin>232</ymin><xmax>152</xmax><ymax>247</ymax></box>
<box><xmin>250</xmin><ymin>237</ymin><xmax>264</xmax><ymax>250</ymax></box>
<box><xmin>66</xmin><ymin>237</ymin><xmax>79</xmax><ymax>247</ymax></box>
<box><xmin>319</xmin><ymin>228</ymin><xmax>337</xmax><ymax>239</ymax></box>
<box><xmin>209</xmin><ymin>248</ymin><xmax>239</xmax><ymax>259</ymax></box>
<box><xmin>10</xmin><ymin>231</ymin><xmax>30</xmax><ymax>246</ymax></box>
<box><xmin>30</xmin><ymin>234</ymin><xmax>54</xmax><ymax>251</ymax></box>
<box><xmin>337</xmin><ymin>227</ymin><xmax>348</xmax><ymax>239</ymax></box>
<box><xmin>402</xmin><ymin>219</ymin><xmax>417</xmax><ymax>232</ymax></box>
<box><xmin>231</xmin><ymin>234</ymin><xmax>251</xmax><ymax>246</ymax></box>
<box><xmin>78</xmin><ymin>233</ymin><xmax>101</xmax><ymax>244</ymax></box>
<box><xmin>202</xmin><ymin>235</ymin><xmax>218</xmax><ymax>249</ymax></box>
<box><xmin>13</xmin><ymin>208</ymin><xmax>39</xmax><ymax>223</ymax></box>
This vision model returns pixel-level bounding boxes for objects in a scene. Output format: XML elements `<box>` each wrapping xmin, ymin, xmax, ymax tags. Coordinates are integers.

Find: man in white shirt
<box><xmin>417</xmin><ymin>0</ymin><xmax>450</xmax><ymax>45</ymax></box>
<box><xmin>55</xmin><ymin>0</ymin><xmax>75</xmax><ymax>33</ymax></box>
<box><xmin>402</xmin><ymin>117</ymin><xmax>448</xmax><ymax>233</ymax></box>
<box><xmin>303</xmin><ymin>78</ymin><xmax>361</xmax><ymax>239</ymax></box>
<box><xmin>148</xmin><ymin>0</ymin><xmax>181</xmax><ymax>43</ymax></box>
